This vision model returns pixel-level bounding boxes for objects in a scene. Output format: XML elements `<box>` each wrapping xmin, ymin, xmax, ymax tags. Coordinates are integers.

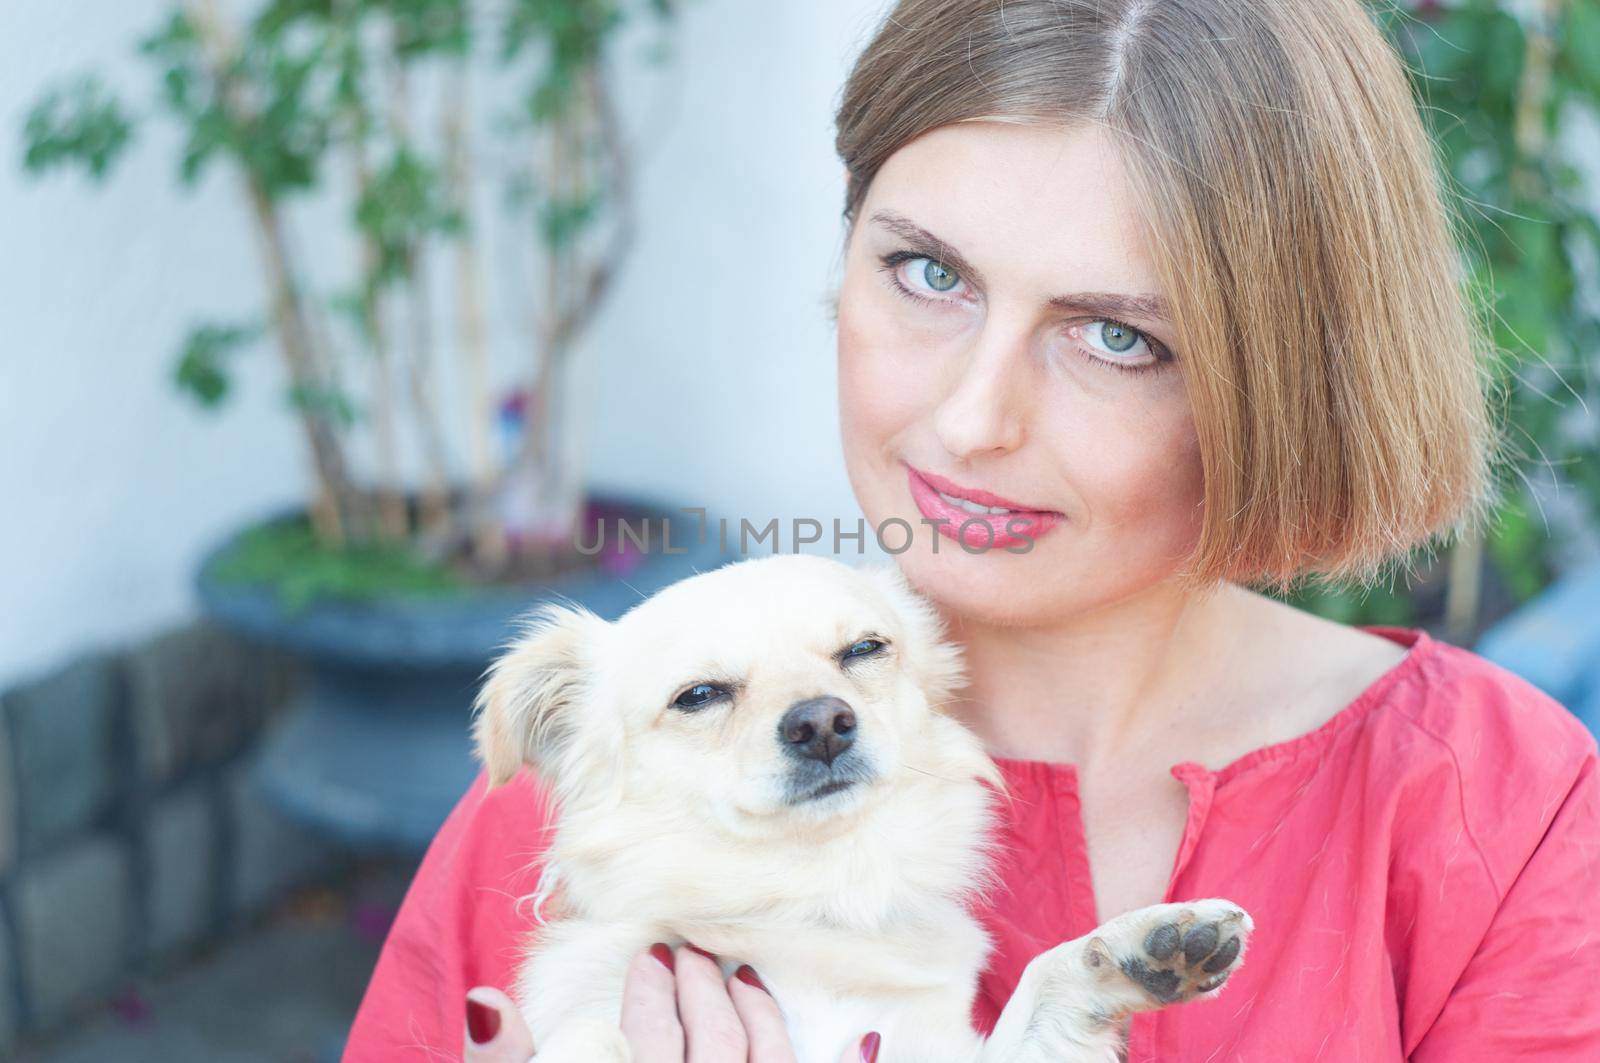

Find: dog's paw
<box><xmin>1085</xmin><ymin>898</ymin><xmax>1252</xmax><ymax>1008</ymax></box>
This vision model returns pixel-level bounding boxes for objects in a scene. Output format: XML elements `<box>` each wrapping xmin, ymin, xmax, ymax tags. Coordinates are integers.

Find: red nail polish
<box><xmin>649</xmin><ymin>942</ymin><xmax>676</xmax><ymax>972</ymax></box>
<box><xmin>734</xmin><ymin>964</ymin><xmax>768</xmax><ymax>992</ymax></box>
<box><xmin>860</xmin><ymin>1031</ymin><xmax>882</xmax><ymax>1062</ymax></box>
<box><xmin>466</xmin><ymin>998</ymin><xmax>500</xmax><ymax>1045</ymax></box>
<box><xmin>686</xmin><ymin>943</ymin><xmax>718</xmax><ymax>962</ymax></box>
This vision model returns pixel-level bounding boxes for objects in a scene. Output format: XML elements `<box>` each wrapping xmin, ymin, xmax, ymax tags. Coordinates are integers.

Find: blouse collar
<box><xmin>988</xmin><ymin>626</ymin><xmax>1435</xmax><ymax>788</ymax></box>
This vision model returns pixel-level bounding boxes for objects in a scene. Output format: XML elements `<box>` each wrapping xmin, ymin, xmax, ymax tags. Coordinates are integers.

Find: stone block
<box><xmin>0</xmin><ymin>708</ymin><xmax>17</xmax><ymax>878</ymax></box>
<box><xmin>145</xmin><ymin>782</ymin><xmax>217</xmax><ymax>960</ymax></box>
<box><xmin>11</xmin><ymin>833</ymin><xmax>131</xmax><ymax>1030</ymax></box>
<box><xmin>0</xmin><ymin>898</ymin><xmax>18</xmax><ymax>1052</ymax></box>
<box><xmin>125</xmin><ymin>623</ymin><xmax>300</xmax><ymax>787</ymax></box>
<box><xmin>3</xmin><ymin>655</ymin><xmax>122</xmax><ymax>855</ymax></box>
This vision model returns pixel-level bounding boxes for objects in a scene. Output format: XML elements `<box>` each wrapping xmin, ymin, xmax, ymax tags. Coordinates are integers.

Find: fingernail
<box><xmin>734</xmin><ymin>964</ymin><xmax>768</xmax><ymax>992</ymax></box>
<box><xmin>686</xmin><ymin>943</ymin><xmax>717</xmax><ymax>962</ymax></box>
<box><xmin>466</xmin><ymin>998</ymin><xmax>500</xmax><ymax>1045</ymax></box>
<box><xmin>649</xmin><ymin>942</ymin><xmax>676</xmax><ymax>972</ymax></box>
<box><xmin>860</xmin><ymin>1031</ymin><xmax>881</xmax><ymax>1062</ymax></box>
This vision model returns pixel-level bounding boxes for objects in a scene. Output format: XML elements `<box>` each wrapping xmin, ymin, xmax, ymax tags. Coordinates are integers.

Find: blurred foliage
<box><xmin>20</xmin><ymin>0</ymin><xmax>684</xmax><ymax>601</ymax></box>
<box><xmin>174</xmin><ymin>321</ymin><xmax>263</xmax><ymax>405</ymax></box>
<box><xmin>27</xmin><ymin>0</ymin><xmax>1590</xmax><ymax>620</ymax></box>
<box><xmin>1284</xmin><ymin>0</ymin><xmax>1600</xmax><ymax>629</ymax></box>
<box><xmin>21</xmin><ymin>77</ymin><xmax>134</xmax><ymax>179</ymax></box>
<box><xmin>139</xmin><ymin>8</ymin><xmax>331</xmax><ymax>193</ymax></box>
<box><xmin>206</xmin><ymin>514</ymin><xmax>467</xmax><ymax>611</ymax></box>
<box><xmin>355</xmin><ymin>146</ymin><xmax>463</xmax><ymax>286</ymax></box>
<box><xmin>287</xmin><ymin>380</ymin><xmax>362</xmax><ymax>428</ymax></box>
<box><xmin>1285</xmin><ymin>576</ymin><xmax>1422</xmax><ymax>629</ymax></box>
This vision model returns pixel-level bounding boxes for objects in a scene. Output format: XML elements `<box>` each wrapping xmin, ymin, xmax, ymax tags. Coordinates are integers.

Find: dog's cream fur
<box><xmin>473</xmin><ymin>554</ymin><xmax>1251</xmax><ymax>1062</ymax></box>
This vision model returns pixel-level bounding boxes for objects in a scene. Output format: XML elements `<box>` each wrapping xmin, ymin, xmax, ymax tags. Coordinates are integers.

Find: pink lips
<box><xmin>905</xmin><ymin>464</ymin><xmax>1063</xmax><ymax>551</ymax></box>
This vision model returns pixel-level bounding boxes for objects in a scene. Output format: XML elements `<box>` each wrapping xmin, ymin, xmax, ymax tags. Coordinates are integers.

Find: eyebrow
<box><xmin>867</xmin><ymin>208</ymin><xmax>1173</xmax><ymax>324</ymax></box>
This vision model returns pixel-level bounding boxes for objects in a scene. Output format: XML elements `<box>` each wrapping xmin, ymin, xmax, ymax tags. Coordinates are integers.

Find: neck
<box><xmin>938</xmin><ymin>578</ymin><xmax>1243</xmax><ymax>768</ymax></box>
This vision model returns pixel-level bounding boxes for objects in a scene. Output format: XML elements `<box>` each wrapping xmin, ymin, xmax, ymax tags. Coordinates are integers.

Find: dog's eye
<box><xmin>672</xmin><ymin>683</ymin><xmax>727</xmax><ymax>711</ymax></box>
<box><xmin>842</xmin><ymin>638</ymin><xmax>887</xmax><ymax>661</ymax></box>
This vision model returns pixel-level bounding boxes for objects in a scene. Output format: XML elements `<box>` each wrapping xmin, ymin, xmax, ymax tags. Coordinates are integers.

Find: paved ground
<box><xmin>14</xmin><ymin>859</ymin><xmax>413</xmax><ymax>1063</ymax></box>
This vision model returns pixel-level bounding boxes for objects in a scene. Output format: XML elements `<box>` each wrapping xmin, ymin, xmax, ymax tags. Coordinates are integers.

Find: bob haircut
<box><xmin>831</xmin><ymin>0</ymin><xmax>1496</xmax><ymax>589</ymax></box>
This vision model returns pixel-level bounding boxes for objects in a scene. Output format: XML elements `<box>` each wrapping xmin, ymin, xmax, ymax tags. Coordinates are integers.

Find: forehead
<box><xmin>861</xmin><ymin>120</ymin><xmax>1162</xmax><ymax>302</ymax></box>
<box><xmin>615</xmin><ymin>557</ymin><xmax>895</xmax><ymax>668</ymax></box>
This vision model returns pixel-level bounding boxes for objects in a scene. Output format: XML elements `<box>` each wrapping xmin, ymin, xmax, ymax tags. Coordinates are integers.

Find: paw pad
<box><xmin>1116</xmin><ymin>904</ymin><xmax>1249</xmax><ymax>1004</ymax></box>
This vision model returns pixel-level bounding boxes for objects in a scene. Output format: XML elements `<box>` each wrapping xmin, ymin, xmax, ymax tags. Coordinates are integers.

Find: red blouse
<box><xmin>344</xmin><ymin>628</ymin><xmax>1600</xmax><ymax>1061</ymax></box>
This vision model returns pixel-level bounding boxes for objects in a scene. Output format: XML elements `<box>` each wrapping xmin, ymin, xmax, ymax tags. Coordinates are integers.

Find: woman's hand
<box><xmin>462</xmin><ymin>943</ymin><xmax>883</xmax><ymax>1062</ymax></box>
<box><xmin>464</xmin><ymin>984</ymin><xmax>534</xmax><ymax>1062</ymax></box>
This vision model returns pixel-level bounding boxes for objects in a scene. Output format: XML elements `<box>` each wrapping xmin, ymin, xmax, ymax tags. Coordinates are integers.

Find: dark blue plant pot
<box><xmin>196</xmin><ymin>490</ymin><xmax>731</xmax><ymax>855</ymax></box>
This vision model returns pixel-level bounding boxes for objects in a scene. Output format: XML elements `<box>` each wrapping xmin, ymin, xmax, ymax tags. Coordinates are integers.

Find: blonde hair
<box><xmin>832</xmin><ymin>0</ymin><xmax>1496</xmax><ymax>589</ymax></box>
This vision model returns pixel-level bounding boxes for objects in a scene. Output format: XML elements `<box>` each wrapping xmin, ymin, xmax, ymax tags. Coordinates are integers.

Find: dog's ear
<box><xmin>858</xmin><ymin>561</ymin><xmax>969</xmax><ymax>711</ymax></box>
<box><xmin>472</xmin><ymin>599</ymin><xmax>610</xmax><ymax>790</ymax></box>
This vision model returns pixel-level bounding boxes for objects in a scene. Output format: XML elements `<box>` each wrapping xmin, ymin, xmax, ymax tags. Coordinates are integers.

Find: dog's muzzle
<box><xmin>778</xmin><ymin>696</ymin><xmax>874</xmax><ymax>804</ymax></box>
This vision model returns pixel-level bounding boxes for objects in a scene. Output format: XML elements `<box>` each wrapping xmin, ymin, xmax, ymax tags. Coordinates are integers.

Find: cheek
<box><xmin>837</xmin><ymin>306</ymin><xmax>900</xmax><ymax>527</ymax></box>
<box><xmin>836</xmin><ymin>280</ymin><xmax>932</xmax><ymax>462</ymax></box>
<box><xmin>1056</xmin><ymin>382</ymin><xmax>1205</xmax><ymax>548</ymax></box>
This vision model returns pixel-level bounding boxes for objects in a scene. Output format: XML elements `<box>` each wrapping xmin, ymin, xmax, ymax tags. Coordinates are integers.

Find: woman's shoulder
<box><xmin>1359</xmin><ymin>627</ymin><xmax>1600</xmax><ymax>896</ymax></box>
<box><xmin>1234</xmin><ymin>589</ymin><xmax>1597</xmax><ymax>886</ymax></box>
<box><xmin>1238</xmin><ymin>587</ymin><xmax>1595</xmax><ymax>783</ymax></box>
<box><xmin>432</xmin><ymin>767</ymin><xmax>560</xmax><ymax>890</ymax></box>
<box><xmin>384</xmin><ymin>766</ymin><xmax>559</xmax><ymax>974</ymax></box>
<box><xmin>1381</xmin><ymin>626</ymin><xmax>1597</xmax><ymax>775</ymax></box>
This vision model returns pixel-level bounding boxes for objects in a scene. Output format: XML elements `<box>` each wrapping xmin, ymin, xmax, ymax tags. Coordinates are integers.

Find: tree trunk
<box><xmin>388</xmin><ymin>52</ymin><xmax>454</xmax><ymax>543</ymax></box>
<box><xmin>353</xmin><ymin>138</ymin><xmax>409</xmax><ymax>544</ymax></box>
<box><xmin>445</xmin><ymin>64</ymin><xmax>505</xmax><ymax>571</ymax></box>
<box><xmin>189</xmin><ymin>0</ymin><xmax>355</xmax><ymax>544</ymax></box>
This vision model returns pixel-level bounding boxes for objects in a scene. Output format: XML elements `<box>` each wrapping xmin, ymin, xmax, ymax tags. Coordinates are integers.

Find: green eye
<box><xmin>923</xmin><ymin>260</ymin><xmax>959</xmax><ymax>292</ymax></box>
<box><xmin>1100</xmin><ymin>321</ymin><xmax>1139</xmax><ymax>352</ymax></box>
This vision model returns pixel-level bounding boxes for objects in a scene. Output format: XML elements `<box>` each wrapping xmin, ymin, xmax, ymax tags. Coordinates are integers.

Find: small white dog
<box><xmin>473</xmin><ymin>554</ymin><xmax>1251</xmax><ymax>1062</ymax></box>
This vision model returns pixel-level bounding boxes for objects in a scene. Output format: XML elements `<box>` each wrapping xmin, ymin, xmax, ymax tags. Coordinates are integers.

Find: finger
<box><xmin>674</xmin><ymin>945</ymin><xmax>748</xmax><ymax>1063</ymax></box>
<box><xmin>725</xmin><ymin>965</ymin><xmax>796</xmax><ymax>1063</ymax></box>
<box><xmin>837</xmin><ymin>1031</ymin><xmax>882</xmax><ymax>1063</ymax></box>
<box><xmin>622</xmin><ymin>943</ymin><xmax>685</xmax><ymax>1063</ymax></box>
<box><xmin>463</xmin><ymin>986</ymin><xmax>536</xmax><ymax>1063</ymax></box>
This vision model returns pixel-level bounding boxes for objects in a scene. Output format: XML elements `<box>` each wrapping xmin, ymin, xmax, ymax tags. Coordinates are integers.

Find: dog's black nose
<box><xmin>778</xmin><ymin>696</ymin><xmax>856</xmax><ymax>765</ymax></box>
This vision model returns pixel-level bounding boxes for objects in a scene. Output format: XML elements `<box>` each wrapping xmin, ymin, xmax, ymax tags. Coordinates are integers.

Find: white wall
<box><xmin>10</xmin><ymin>2</ymin><xmax>1595</xmax><ymax>688</ymax></box>
<box><xmin>0</xmin><ymin>0</ymin><xmax>891</xmax><ymax>686</ymax></box>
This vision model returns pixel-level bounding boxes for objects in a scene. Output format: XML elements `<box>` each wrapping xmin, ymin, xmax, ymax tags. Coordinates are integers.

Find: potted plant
<box><xmin>21</xmin><ymin>0</ymin><xmax>725</xmax><ymax>852</ymax></box>
<box><xmin>1278</xmin><ymin>0</ymin><xmax>1600</xmax><ymax>648</ymax></box>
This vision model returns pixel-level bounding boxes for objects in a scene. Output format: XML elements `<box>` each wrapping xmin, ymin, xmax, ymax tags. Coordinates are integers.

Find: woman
<box><xmin>343</xmin><ymin>1</ymin><xmax>1600</xmax><ymax>1059</ymax></box>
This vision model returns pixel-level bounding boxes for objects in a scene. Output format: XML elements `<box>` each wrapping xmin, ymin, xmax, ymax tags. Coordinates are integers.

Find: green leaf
<box><xmin>1273</xmin><ymin>574</ymin><xmax>1419</xmax><ymax>628</ymax></box>
<box><xmin>1563</xmin><ymin>2</ymin><xmax>1600</xmax><ymax>95</ymax></box>
<box><xmin>537</xmin><ymin>188</ymin><xmax>602</xmax><ymax>251</ymax></box>
<box><xmin>388</xmin><ymin>0</ymin><xmax>472</xmax><ymax>56</ymax></box>
<box><xmin>173</xmin><ymin>321</ymin><xmax>262</xmax><ymax>407</ymax></box>
<box><xmin>1485</xmin><ymin>499</ymin><xmax>1549</xmax><ymax>602</ymax></box>
<box><xmin>354</xmin><ymin>146</ymin><xmax>461</xmax><ymax>284</ymax></box>
<box><xmin>1478</xmin><ymin>9</ymin><xmax>1526</xmax><ymax>102</ymax></box>
<box><xmin>205</xmin><ymin>513</ymin><xmax>468</xmax><ymax>611</ymax></box>
<box><xmin>138</xmin><ymin>10</ymin><xmax>201</xmax><ymax>67</ymax></box>
<box><xmin>287</xmin><ymin>381</ymin><xmax>361</xmax><ymax>428</ymax></box>
<box><xmin>20</xmin><ymin>76</ymin><xmax>136</xmax><ymax>180</ymax></box>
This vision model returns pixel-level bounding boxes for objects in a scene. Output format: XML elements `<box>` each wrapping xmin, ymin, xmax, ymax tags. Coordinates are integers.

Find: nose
<box><xmin>778</xmin><ymin>696</ymin><xmax>857</xmax><ymax>766</ymax></box>
<box><xmin>933</xmin><ymin>332</ymin><xmax>1029</xmax><ymax>459</ymax></box>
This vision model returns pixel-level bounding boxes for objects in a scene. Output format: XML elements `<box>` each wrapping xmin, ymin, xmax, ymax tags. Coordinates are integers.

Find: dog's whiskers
<box><xmin>902</xmin><ymin>762</ymin><xmax>966</xmax><ymax>785</ymax></box>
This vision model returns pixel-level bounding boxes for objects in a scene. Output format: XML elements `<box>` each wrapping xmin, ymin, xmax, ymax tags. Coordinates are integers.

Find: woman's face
<box><xmin>835</xmin><ymin>120</ymin><xmax>1206</xmax><ymax>629</ymax></box>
